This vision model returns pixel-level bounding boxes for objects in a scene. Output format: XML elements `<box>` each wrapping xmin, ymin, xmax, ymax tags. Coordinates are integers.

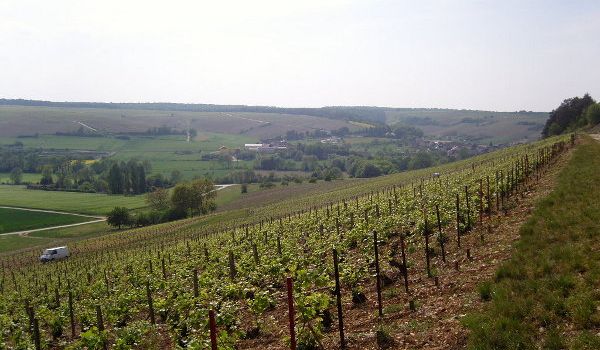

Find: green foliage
<box><xmin>170</xmin><ymin>178</ymin><xmax>216</xmax><ymax>216</ymax></box>
<box><xmin>542</xmin><ymin>93</ymin><xmax>595</xmax><ymax>137</ymax></box>
<box><xmin>145</xmin><ymin>188</ymin><xmax>170</xmax><ymax>211</ymax></box>
<box><xmin>375</xmin><ymin>324</ymin><xmax>395</xmax><ymax>349</ymax></box>
<box><xmin>478</xmin><ymin>281</ymin><xmax>493</xmax><ymax>301</ymax></box>
<box><xmin>9</xmin><ymin>167</ymin><xmax>22</xmax><ymax>184</ymax></box>
<box><xmin>106</xmin><ymin>206</ymin><xmax>131</xmax><ymax>229</ymax></box>
<box><xmin>40</xmin><ymin>165</ymin><xmax>53</xmax><ymax>185</ymax></box>
<box><xmin>584</xmin><ymin>103</ymin><xmax>600</xmax><ymax>126</ymax></box>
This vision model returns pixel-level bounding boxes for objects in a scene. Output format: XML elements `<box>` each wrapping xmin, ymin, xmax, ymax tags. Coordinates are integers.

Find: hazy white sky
<box><xmin>1</xmin><ymin>0</ymin><xmax>599</xmax><ymax>111</ymax></box>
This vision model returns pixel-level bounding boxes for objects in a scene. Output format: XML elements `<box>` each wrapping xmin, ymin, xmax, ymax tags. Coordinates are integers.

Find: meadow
<box><xmin>0</xmin><ymin>185</ymin><xmax>147</xmax><ymax>215</ymax></box>
<box><xmin>0</xmin><ymin>207</ymin><xmax>92</xmax><ymax>234</ymax></box>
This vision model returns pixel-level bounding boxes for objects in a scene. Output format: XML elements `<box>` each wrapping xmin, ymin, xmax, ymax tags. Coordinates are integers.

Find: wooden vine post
<box><xmin>33</xmin><ymin>317</ymin><xmax>41</xmax><ymax>350</ymax></box>
<box><xmin>465</xmin><ymin>185</ymin><xmax>471</xmax><ymax>231</ymax></box>
<box><xmin>68</xmin><ymin>286</ymin><xmax>76</xmax><ymax>338</ymax></box>
<box><xmin>96</xmin><ymin>305</ymin><xmax>107</xmax><ymax>350</ymax></box>
<box><xmin>400</xmin><ymin>233</ymin><xmax>409</xmax><ymax>293</ymax></box>
<box><xmin>209</xmin><ymin>309</ymin><xmax>218</xmax><ymax>350</ymax></box>
<box><xmin>478</xmin><ymin>179</ymin><xmax>483</xmax><ymax>225</ymax></box>
<box><xmin>373</xmin><ymin>230</ymin><xmax>383</xmax><ymax>316</ymax></box>
<box><xmin>286</xmin><ymin>277</ymin><xmax>297</xmax><ymax>350</ymax></box>
<box><xmin>146</xmin><ymin>281</ymin><xmax>155</xmax><ymax>324</ymax></box>
<box><xmin>252</xmin><ymin>243</ymin><xmax>259</xmax><ymax>264</ymax></box>
<box><xmin>192</xmin><ymin>269</ymin><xmax>199</xmax><ymax>298</ymax></box>
<box><xmin>435</xmin><ymin>204</ymin><xmax>446</xmax><ymax>263</ymax></box>
<box><xmin>423</xmin><ymin>211</ymin><xmax>431</xmax><ymax>278</ymax></box>
<box><xmin>486</xmin><ymin>175</ymin><xmax>491</xmax><ymax>215</ymax></box>
<box><xmin>455</xmin><ymin>193</ymin><xmax>461</xmax><ymax>248</ymax></box>
<box><xmin>277</xmin><ymin>236</ymin><xmax>282</xmax><ymax>256</ymax></box>
<box><xmin>332</xmin><ymin>248</ymin><xmax>346</xmax><ymax>349</ymax></box>
<box><xmin>228</xmin><ymin>251</ymin><xmax>237</xmax><ymax>280</ymax></box>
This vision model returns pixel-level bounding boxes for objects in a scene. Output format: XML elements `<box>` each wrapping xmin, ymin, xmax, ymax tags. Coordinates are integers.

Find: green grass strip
<box><xmin>464</xmin><ymin>137</ymin><xmax>600</xmax><ymax>350</ymax></box>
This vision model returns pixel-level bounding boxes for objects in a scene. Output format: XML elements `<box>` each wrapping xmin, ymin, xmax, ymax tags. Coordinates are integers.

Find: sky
<box><xmin>1</xmin><ymin>0</ymin><xmax>599</xmax><ymax>112</ymax></box>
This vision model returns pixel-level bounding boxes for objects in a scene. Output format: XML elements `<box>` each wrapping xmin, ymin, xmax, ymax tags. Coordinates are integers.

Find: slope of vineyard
<box><xmin>0</xmin><ymin>134</ymin><xmax>574</xmax><ymax>349</ymax></box>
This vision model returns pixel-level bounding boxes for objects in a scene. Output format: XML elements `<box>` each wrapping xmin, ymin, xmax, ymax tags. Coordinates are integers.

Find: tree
<box><xmin>9</xmin><ymin>167</ymin><xmax>22</xmax><ymax>185</ymax></box>
<box><xmin>171</xmin><ymin>183</ymin><xmax>193</xmax><ymax>215</ymax></box>
<box><xmin>170</xmin><ymin>170</ymin><xmax>183</xmax><ymax>184</ymax></box>
<box><xmin>584</xmin><ymin>103</ymin><xmax>600</xmax><ymax>126</ymax></box>
<box><xmin>542</xmin><ymin>94</ymin><xmax>595</xmax><ymax>137</ymax></box>
<box><xmin>146</xmin><ymin>188</ymin><xmax>170</xmax><ymax>211</ymax></box>
<box><xmin>108</xmin><ymin>163</ymin><xmax>123</xmax><ymax>194</ymax></box>
<box><xmin>359</xmin><ymin>163</ymin><xmax>381</xmax><ymax>178</ymax></box>
<box><xmin>170</xmin><ymin>178</ymin><xmax>217</xmax><ymax>217</ymax></box>
<box><xmin>189</xmin><ymin>178</ymin><xmax>216</xmax><ymax>215</ymax></box>
<box><xmin>409</xmin><ymin>151</ymin><xmax>434</xmax><ymax>170</ymax></box>
<box><xmin>106</xmin><ymin>206</ymin><xmax>131</xmax><ymax>229</ymax></box>
<box><xmin>40</xmin><ymin>166</ymin><xmax>53</xmax><ymax>185</ymax></box>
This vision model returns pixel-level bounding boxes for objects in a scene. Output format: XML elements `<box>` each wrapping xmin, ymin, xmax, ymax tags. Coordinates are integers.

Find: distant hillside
<box><xmin>0</xmin><ymin>99</ymin><xmax>388</xmax><ymax>124</ymax></box>
<box><xmin>384</xmin><ymin>108</ymin><xmax>547</xmax><ymax>144</ymax></box>
<box><xmin>0</xmin><ymin>104</ymin><xmax>359</xmax><ymax>140</ymax></box>
<box><xmin>0</xmin><ymin>99</ymin><xmax>549</xmax><ymax>144</ymax></box>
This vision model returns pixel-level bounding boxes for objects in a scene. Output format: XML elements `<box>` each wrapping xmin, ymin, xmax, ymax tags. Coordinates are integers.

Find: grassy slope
<box><xmin>464</xmin><ymin>136</ymin><xmax>600</xmax><ymax>349</ymax></box>
<box><xmin>0</xmin><ymin>185</ymin><xmax>147</xmax><ymax>215</ymax></box>
<box><xmin>0</xmin><ymin>208</ymin><xmax>91</xmax><ymax>234</ymax></box>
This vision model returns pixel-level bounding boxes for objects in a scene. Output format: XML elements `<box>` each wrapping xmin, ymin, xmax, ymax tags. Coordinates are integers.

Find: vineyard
<box><xmin>0</xmin><ymin>134</ymin><xmax>573</xmax><ymax>350</ymax></box>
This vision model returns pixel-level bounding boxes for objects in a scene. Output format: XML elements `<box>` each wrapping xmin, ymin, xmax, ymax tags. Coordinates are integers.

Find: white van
<box><xmin>39</xmin><ymin>246</ymin><xmax>70</xmax><ymax>262</ymax></box>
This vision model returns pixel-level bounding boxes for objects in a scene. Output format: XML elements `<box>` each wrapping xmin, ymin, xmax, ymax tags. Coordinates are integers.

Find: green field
<box><xmin>0</xmin><ymin>207</ymin><xmax>92</xmax><ymax>234</ymax></box>
<box><xmin>0</xmin><ymin>185</ymin><xmax>147</xmax><ymax>215</ymax></box>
